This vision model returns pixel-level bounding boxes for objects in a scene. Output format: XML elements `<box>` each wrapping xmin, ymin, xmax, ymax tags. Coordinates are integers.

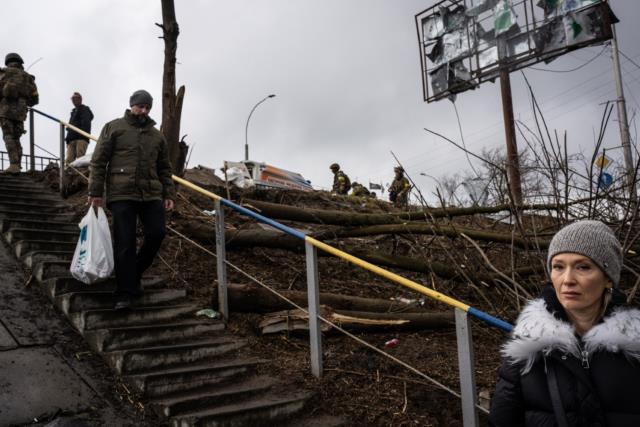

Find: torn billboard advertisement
<box><xmin>416</xmin><ymin>0</ymin><xmax>617</xmax><ymax>102</ymax></box>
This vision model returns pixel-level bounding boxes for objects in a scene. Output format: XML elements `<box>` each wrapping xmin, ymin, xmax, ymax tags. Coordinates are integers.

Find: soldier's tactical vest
<box><xmin>0</xmin><ymin>66</ymin><xmax>38</xmax><ymax>121</ymax></box>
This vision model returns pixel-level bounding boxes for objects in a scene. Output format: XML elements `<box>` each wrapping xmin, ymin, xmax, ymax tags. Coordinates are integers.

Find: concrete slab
<box><xmin>0</xmin><ymin>347</ymin><xmax>96</xmax><ymax>426</ymax></box>
<box><xmin>0</xmin><ymin>239</ymin><xmax>67</xmax><ymax>345</ymax></box>
<box><xmin>0</xmin><ymin>320</ymin><xmax>17</xmax><ymax>350</ymax></box>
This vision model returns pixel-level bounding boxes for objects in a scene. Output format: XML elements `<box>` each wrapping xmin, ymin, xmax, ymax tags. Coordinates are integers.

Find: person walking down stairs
<box><xmin>65</xmin><ymin>91</ymin><xmax>94</xmax><ymax>165</ymax></box>
<box><xmin>0</xmin><ymin>52</ymin><xmax>39</xmax><ymax>174</ymax></box>
<box><xmin>88</xmin><ymin>89</ymin><xmax>176</xmax><ymax>310</ymax></box>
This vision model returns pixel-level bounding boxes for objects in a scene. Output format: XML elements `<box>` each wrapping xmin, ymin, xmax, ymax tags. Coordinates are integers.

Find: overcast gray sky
<box><xmin>3</xmin><ymin>0</ymin><xmax>639</xmax><ymax>198</ymax></box>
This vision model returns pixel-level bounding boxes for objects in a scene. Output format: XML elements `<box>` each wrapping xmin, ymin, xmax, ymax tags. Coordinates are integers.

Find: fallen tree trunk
<box><xmin>314</xmin><ymin>223</ymin><xmax>549</xmax><ymax>249</ymax></box>
<box><xmin>242</xmin><ymin>198</ymin><xmax>565</xmax><ymax>226</ymax></box>
<box><xmin>333</xmin><ymin>309</ymin><xmax>454</xmax><ymax>330</ymax></box>
<box><xmin>181</xmin><ymin>223</ymin><xmax>490</xmax><ymax>282</ymax></box>
<box><xmin>212</xmin><ymin>283</ymin><xmax>434</xmax><ymax>314</ymax></box>
<box><xmin>180</xmin><ymin>222</ymin><xmax>538</xmax><ymax>282</ymax></box>
<box><xmin>258</xmin><ymin>306</ymin><xmax>454</xmax><ymax>334</ymax></box>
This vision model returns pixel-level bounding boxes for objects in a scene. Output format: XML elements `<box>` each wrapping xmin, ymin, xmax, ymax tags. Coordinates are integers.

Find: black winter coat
<box><xmin>66</xmin><ymin>104</ymin><xmax>93</xmax><ymax>142</ymax></box>
<box><xmin>490</xmin><ymin>285</ymin><xmax>640</xmax><ymax>427</ymax></box>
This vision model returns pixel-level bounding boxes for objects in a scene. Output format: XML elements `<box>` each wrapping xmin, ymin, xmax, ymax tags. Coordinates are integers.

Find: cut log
<box><xmin>179</xmin><ymin>223</ymin><xmax>499</xmax><ymax>282</ymax></box>
<box><xmin>213</xmin><ymin>283</ymin><xmax>432</xmax><ymax>314</ymax></box>
<box><xmin>242</xmin><ymin>198</ymin><xmax>566</xmax><ymax>226</ymax></box>
<box><xmin>258</xmin><ymin>306</ymin><xmax>454</xmax><ymax>334</ymax></box>
<box><xmin>332</xmin><ymin>309</ymin><xmax>454</xmax><ymax>330</ymax></box>
<box><xmin>315</xmin><ymin>224</ymin><xmax>549</xmax><ymax>249</ymax></box>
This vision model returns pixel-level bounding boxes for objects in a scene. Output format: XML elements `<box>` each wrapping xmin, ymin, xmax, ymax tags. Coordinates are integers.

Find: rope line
<box><xmin>166</xmin><ymin>224</ymin><xmax>489</xmax><ymax>415</ymax></box>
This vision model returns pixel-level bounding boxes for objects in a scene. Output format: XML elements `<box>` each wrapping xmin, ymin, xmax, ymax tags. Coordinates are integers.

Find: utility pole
<box><xmin>610</xmin><ymin>24</ymin><xmax>637</xmax><ymax>200</ymax></box>
<box><xmin>499</xmin><ymin>69</ymin><xmax>523</xmax><ymax>205</ymax></box>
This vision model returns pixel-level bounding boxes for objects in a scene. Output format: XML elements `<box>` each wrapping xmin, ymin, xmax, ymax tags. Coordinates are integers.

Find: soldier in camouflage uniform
<box><xmin>0</xmin><ymin>53</ymin><xmax>39</xmax><ymax>174</ymax></box>
<box><xmin>351</xmin><ymin>181</ymin><xmax>373</xmax><ymax>198</ymax></box>
<box><xmin>330</xmin><ymin>163</ymin><xmax>351</xmax><ymax>195</ymax></box>
<box><xmin>389</xmin><ymin>166</ymin><xmax>411</xmax><ymax>208</ymax></box>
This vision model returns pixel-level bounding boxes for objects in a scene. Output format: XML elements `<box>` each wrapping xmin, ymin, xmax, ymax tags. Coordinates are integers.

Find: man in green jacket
<box><xmin>88</xmin><ymin>90</ymin><xmax>176</xmax><ymax>309</ymax></box>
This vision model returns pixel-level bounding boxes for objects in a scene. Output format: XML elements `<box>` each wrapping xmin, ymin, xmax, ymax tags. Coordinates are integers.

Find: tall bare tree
<box><xmin>156</xmin><ymin>0</ymin><xmax>187</xmax><ymax>176</ymax></box>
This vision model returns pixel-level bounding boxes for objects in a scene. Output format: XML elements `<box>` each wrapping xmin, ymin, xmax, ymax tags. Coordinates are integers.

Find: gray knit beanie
<box><xmin>129</xmin><ymin>89</ymin><xmax>153</xmax><ymax>107</ymax></box>
<box><xmin>547</xmin><ymin>220</ymin><xmax>622</xmax><ymax>287</ymax></box>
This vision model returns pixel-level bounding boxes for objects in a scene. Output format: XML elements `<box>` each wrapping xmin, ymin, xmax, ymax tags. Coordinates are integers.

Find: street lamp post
<box><xmin>245</xmin><ymin>94</ymin><xmax>276</xmax><ymax>161</ymax></box>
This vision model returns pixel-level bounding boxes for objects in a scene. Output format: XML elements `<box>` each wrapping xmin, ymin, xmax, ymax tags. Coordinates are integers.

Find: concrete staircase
<box><xmin>0</xmin><ymin>173</ymin><xmax>312</xmax><ymax>426</ymax></box>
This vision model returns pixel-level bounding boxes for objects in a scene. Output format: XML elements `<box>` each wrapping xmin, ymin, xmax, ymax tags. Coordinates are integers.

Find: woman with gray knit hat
<box><xmin>490</xmin><ymin>220</ymin><xmax>640</xmax><ymax>427</ymax></box>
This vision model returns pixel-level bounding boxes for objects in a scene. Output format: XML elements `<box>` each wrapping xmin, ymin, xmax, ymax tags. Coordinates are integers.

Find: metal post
<box><xmin>610</xmin><ymin>25</ymin><xmax>637</xmax><ymax>200</ymax></box>
<box><xmin>499</xmin><ymin>69</ymin><xmax>523</xmax><ymax>205</ymax></box>
<box><xmin>59</xmin><ymin>123</ymin><xmax>65</xmax><ymax>194</ymax></box>
<box><xmin>455</xmin><ymin>308</ymin><xmax>479</xmax><ymax>427</ymax></box>
<box><xmin>214</xmin><ymin>199</ymin><xmax>228</xmax><ymax>321</ymax></box>
<box><xmin>29</xmin><ymin>109</ymin><xmax>35</xmax><ymax>171</ymax></box>
<box><xmin>305</xmin><ymin>241</ymin><xmax>323</xmax><ymax>378</ymax></box>
<box><xmin>244</xmin><ymin>94</ymin><xmax>276</xmax><ymax>161</ymax></box>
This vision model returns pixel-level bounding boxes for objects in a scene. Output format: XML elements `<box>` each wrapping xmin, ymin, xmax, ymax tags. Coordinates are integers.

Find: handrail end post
<box><xmin>455</xmin><ymin>308</ymin><xmax>480</xmax><ymax>427</ymax></box>
<box><xmin>29</xmin><ymin>109</ymin><xmax>35</xmax><ymax>172</ymax></box>
<box><xmin>214</xmin><ymin>199</ymin><xmax>229</xmax><ymax>321</ymax></box>
<box><xmin>305</xmin><ymin>240</ymin><xmax>323</xmax><ymax>378</ymax></box>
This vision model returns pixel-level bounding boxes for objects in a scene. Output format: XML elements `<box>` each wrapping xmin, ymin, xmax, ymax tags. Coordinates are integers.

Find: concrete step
<box><xmin>0</xmin><ymin>186</ymin><xmax>64</xmax><ymax>203</ymax></box>
<box><xmin>84</xmin><ymin>320</ymin><xmax>225</xmax><ymax>352</ymax></box>
<box><xmin>125</xmin><ymin>359</ymin><xmax>265</xmax><ymax>397</ymax></box>
<box><xmin>0</xmin><ymin>209</ymin><xmax>76</xmax><ymax>223</ymax></box>
<box><xmin>150</xmin><ymin>375</ymin><xmax>277</xmax><ymax>418</ymax></box>
<box><xmin>104</xmin><ymin>337</ymin><xmax>247</xmax><ymax>375</ymax></box>
<box><xmin>34</xmin><ymin>260</ymin><xmax>74</xmax><ymax>281</ymax></box>
<box><xmin>0</xmin><ymin>193</ymin><xmax>66</xmax><ymax>208</ymax></box>
<box><xmin>15</xmin><ymin>240</ymin><xmax>76</xmax><ymax>258</ymax></box>
<box><xmin>56</xmin><ymin>288</ymin><xmax>187</xmax><ymax>314</ymax></box>
<box><xmin>70</xmin><ymin>304</ymin><xmax>197</xmax><ymax>332</ymax></box>
<box><xmin>22</xmin><ymin>250</ymin><xmax>73</xmax><ymax>268</ymax></box>
<box><xmin>0</xmin><ymin>180</ymin><xmax>48</xmax><ymax>190</ymax></box>
<box><xmin>0</xmin><ymin>186</ymin><xmax>60</xmax><ymax>198</ymax></box>
<box><xmin>5</xmin><ymin>228</ymin><xmax>78</xmax><ymax>245</ymax></box>
<box><xmin>42</xmin><ymin>276</ymin><xmax>168</xmax><ymax>299</ymax></box>
<box><xmin>0</xmin><ymin>200</ymin><xmax>68</xmax><ymax>212</ymax></box>
<box><xmin>171</xmin><ymin>392</ymin><xmax>312</xmax><ymax>427</ymax></box>
<box><xmin>1</xmin><ymin>218</ymin><xmax>78</xmax><ymax>233</ymax></box>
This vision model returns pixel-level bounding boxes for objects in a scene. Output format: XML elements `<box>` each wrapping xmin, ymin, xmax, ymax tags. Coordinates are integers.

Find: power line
<box><xmin>528</xmin><ymin>45</ymin><xmax>609</xmax><ymax>73</ymax></box>
<box><xmin>399</xmin><ymin>59</ymin><xmax>640</xmax><ymax>172</ymax></box>
<box><xmin>619</xmin><ymin>49</ymin><xmax>640</xmax><ymax>71</ymax></box>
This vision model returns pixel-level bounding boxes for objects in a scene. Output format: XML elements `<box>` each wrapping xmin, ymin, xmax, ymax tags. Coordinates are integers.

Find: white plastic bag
<box><xmin>70</xmin><ymin>206</ymin><xmax>114</xmax><ymax>284</ymax></box>
<box><xmin>68</xmin><ymin>152</ymin><xmax>93</xmax><ymax>168</ymax></box>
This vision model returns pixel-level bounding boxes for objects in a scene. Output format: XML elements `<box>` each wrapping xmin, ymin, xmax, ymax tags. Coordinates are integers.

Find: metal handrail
<box><xmin>172</xmin><ymin>176</ymin><xmax>513</xmax><ymax>332</ymax></box>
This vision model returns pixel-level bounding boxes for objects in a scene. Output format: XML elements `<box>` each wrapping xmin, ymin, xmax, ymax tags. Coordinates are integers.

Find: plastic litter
<box><xmin>202</xmin><ymin>209</ymin><xmax>216</xmax><ymax>216</ymax></box>
<box><xmin>384</xmin><ymin>338</ymin><xmax>400</xmax><ymax>349</ymax></box>
<box><xmin>196</xmin><ymin>308</ymin><xmax>221</xmax><ymax>319</ymax></box>
<box><xmin>68</xmin><ymin>152</ymin><xmax>93</xmax><ymax>168</ymax></box>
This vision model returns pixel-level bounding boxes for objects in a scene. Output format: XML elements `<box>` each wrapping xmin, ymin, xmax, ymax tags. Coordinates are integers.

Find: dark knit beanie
<box><xmin>547</xmin><ymin>220</ymin><xmax>622</xmax><ymax>287</ymax></box>
<box><xmin>129</xmin><ymin>90</ymin><xmax>153</xmax><ymax>107</ymax></box>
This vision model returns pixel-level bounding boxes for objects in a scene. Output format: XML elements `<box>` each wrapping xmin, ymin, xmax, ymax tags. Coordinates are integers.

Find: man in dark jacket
<box><xmin>0</xmin><ymin>52</ymin><xmax>39</xmax><ymax>174</ymax></box>
<box><xmin>65</xmin><ymin>92</ymin><xmax>93</xmax><ymax>165</ymax></box>
<box><xmin>88</xmin><ymin>89</ymin><xmax>176</xmax><ymax>309</ymax></box>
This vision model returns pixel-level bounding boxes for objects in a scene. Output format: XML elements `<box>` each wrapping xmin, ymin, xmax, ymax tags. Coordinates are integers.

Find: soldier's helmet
<box><xmin>5</xmin><ymin>53</ymin><xmax>24</xmax><ymax>66</ymax></box>
<box><xmin>330</xmin><ymin>163</ymin><xmax>340</xmax><ymax>171</ymax></box>
<box><xmin>394</xmin><ymin>166</ymin><xmax>404</xmax><ymax>173</ymax></box>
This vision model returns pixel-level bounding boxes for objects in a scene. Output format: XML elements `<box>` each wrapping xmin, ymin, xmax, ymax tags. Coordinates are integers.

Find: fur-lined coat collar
<box><xmin>502</xmin><ymin>288</ymin><xmax>640</xmax><ymax>374</ymax></box>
